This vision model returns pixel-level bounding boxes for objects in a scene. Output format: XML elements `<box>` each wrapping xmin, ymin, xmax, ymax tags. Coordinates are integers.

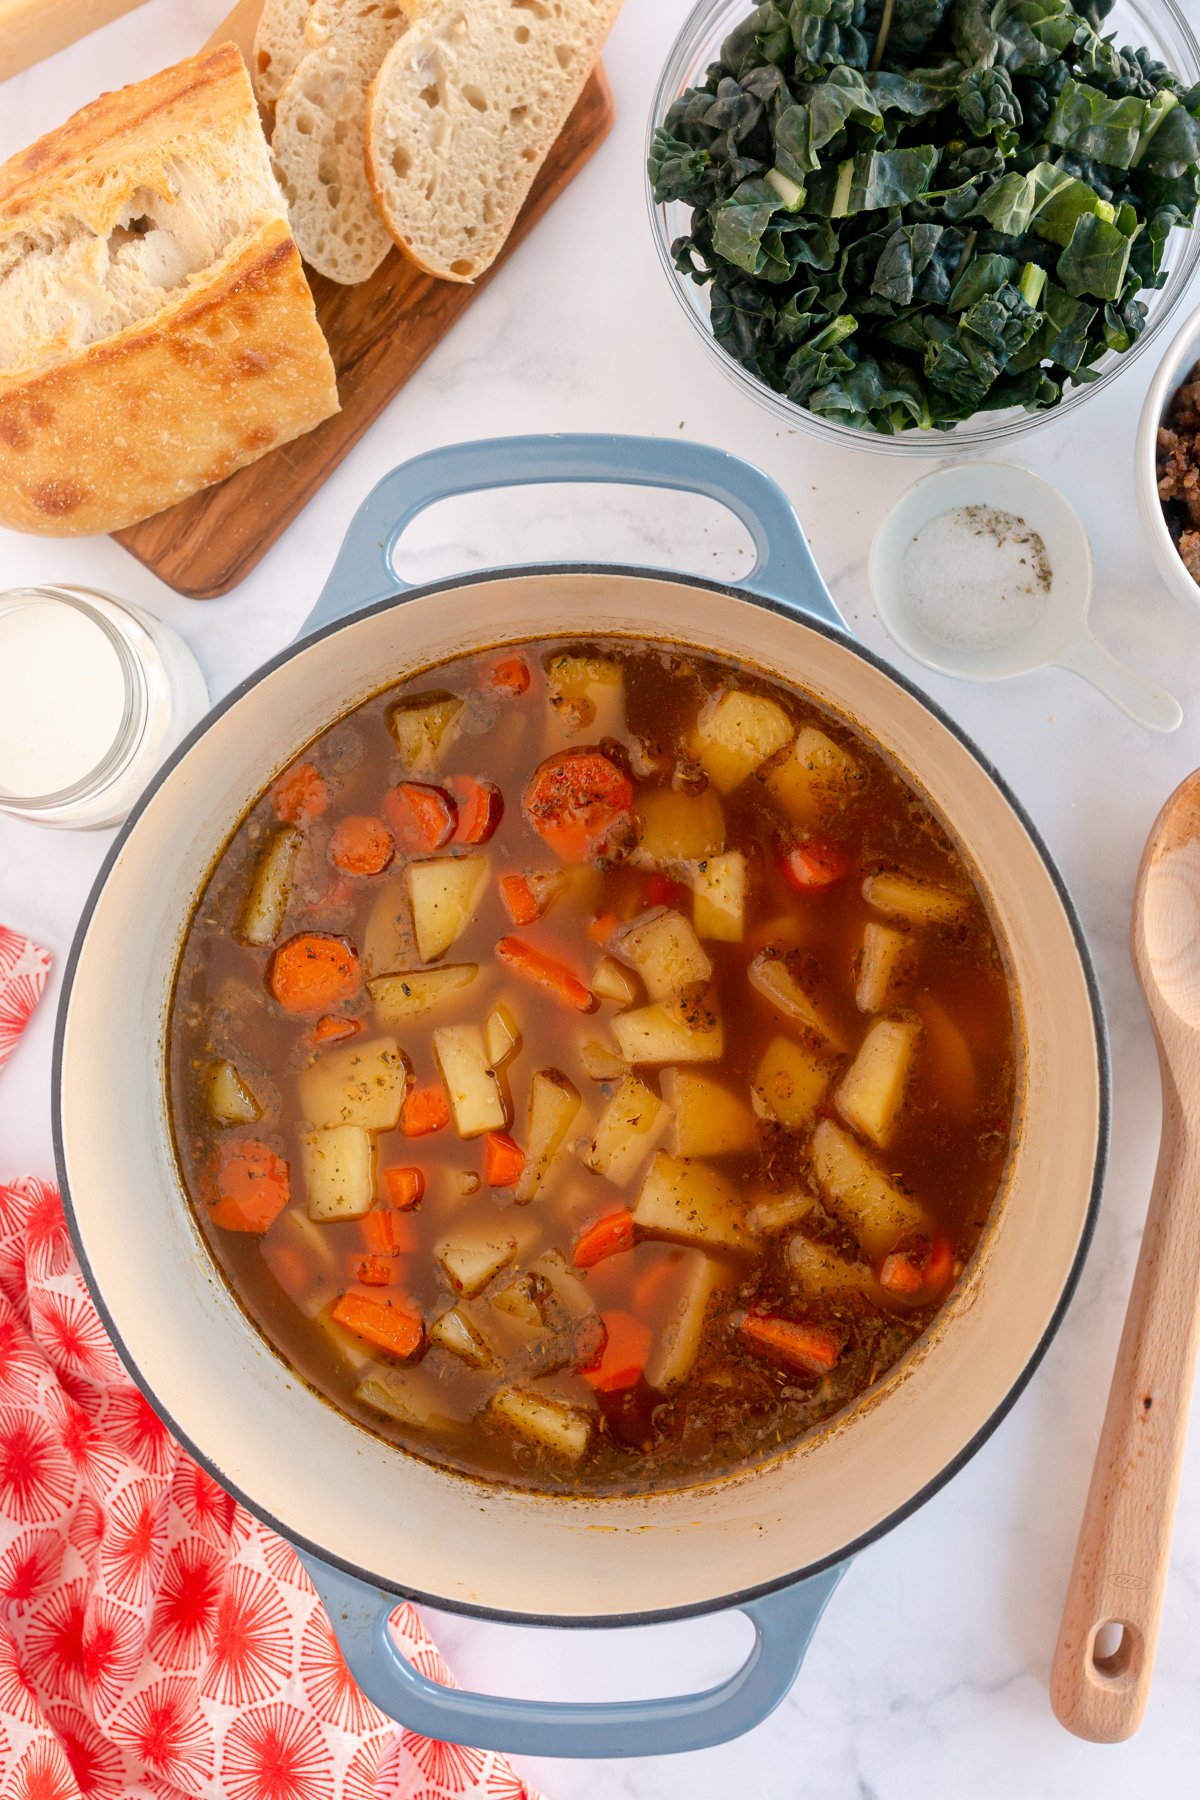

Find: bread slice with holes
<box><xmin>253</xmin><ymin>0</ymin><xmax>313</xmax><ymax>108</ymax></box>
<box><xmin>272</xmin><ymin>0</ymin><xmax>417</xmax><ymax>285</ymax></box>
<box><xmin>366</xmin><ymin>0</ymin><xmax>624</xmax><ymax>283</ymax></box>
<box><xmin>0</xmin><ymin>43</ymin><xmax>338</xmax><ymax>537</ymax></box>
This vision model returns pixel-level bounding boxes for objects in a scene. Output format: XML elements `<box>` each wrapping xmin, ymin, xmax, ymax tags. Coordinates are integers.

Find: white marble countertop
<box><xmin>3</xmin><ymin>1</ymin><xmax>1200</xmax><ymax>1793</ymax></box>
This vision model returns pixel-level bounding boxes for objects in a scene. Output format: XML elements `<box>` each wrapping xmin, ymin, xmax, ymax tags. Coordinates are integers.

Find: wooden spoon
<box><xmin>1051</xmin><ymin>769</ymin><xmax>1200</xmax><ymax>1741</ymax></box>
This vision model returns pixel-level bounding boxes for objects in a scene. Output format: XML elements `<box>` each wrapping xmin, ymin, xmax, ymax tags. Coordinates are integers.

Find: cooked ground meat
<box><xmin>1157</xmin><ymin>365</ymin><xmax>1200</xmax><ymax>584</ymax></box>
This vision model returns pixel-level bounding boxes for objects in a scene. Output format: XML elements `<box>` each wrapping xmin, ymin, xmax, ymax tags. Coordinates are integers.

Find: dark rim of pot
<box><xmin>52</xmin><ymin>563</ymin><xmax>1110</xmax><ymax>1631</ymax></box>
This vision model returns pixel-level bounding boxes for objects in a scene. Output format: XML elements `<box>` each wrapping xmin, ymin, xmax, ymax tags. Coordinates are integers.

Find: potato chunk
<box><xmin>357</xmin><ymin>1367</ymin><xmax>475</xmax><ymax>1431</ymax></box>
<box><xmin>613</xmin><ymin>910</ymin><xmax>712</xmax><ymax>1002</ymax></box>
<box><xmin>862</xmin><ymin>872</ymin><xmax>969</xmax><ymax>928</ymax></box>
<box><xmin>298</xmin><ymin>1038</ymin><xmax>409</xmax><ymax>1131</ymax></box>
<box><xmin>490</xmin><ymin>1387</ymin><xmax>594</xmax><ymax>1462</ymax></box>
<box><xmin>429</xmin><ymin>1306</ymin><xmax>496</xmax><ymax>1368</ymax></box>
<box><xmin>661</xmin><ymin>1069</ymin><xmax>757</xmax><ymax>1158</ymax></box>
<box><xmin>856</xmin><ymin>922</ymin><xmax>916</xmax><ymax>1014</ymax></box>
<box><xmin>752</xmin><ymin>1036</ymin><xmax>832</xmax><ymax>1131</ymax></box>
<box><xmin>238</xmin><ymin>826</ymin><xmax>301</xmax><ymax>948</ymax></box>
<box><xmin>695</xmin><ymin>690</ymin><xmax>794</xmax><ymax>793</ymax></box>
<box><xmin>436</xmin><ymin>1234</ymin><xmax>518</xmax><ymax>1298</ymax></box>
<box><xmin>301</xmin><ymin>1126</ymin><xmax>374</xmax><ymax>1221</ymax></box>
<box><xmin>369</xmin><ymin>965</ymin><xmax>478</xmax><ymax>1023</ymax></box>
<box><xmin>634</xmin><ymin>1153</ymin><xmax>755</xmax><ymax>1252</ymax></box>
<box><xmin>690</xmin><ymin>851</ymin><xmax>746</xmax><ymax>942</ymax></box>
<box><xmin>835</xmin><ymin>1017</ymin><xmax>921</xmax><ymax>1148</ymax></box>
<box><xmin>748</xmin><ymin>952</ymin><xmax>847</xmax><ymax>1052</ymax></box>
<box><xmin>209</xmin><ymin>1060</ymin><xmax>262</xmax><ymax>1126</ymax></box>
<box><xmin>484</xmin><ymin>1003</ymin><xmax>522</xmax><ymax>1068</ymax></box>
<box><xmin>809</xmin><ymin>1119</ymin><xmax>924</xmax><ymax>1256</ymax></box>
<box><xmin>611</xmin><ymin>993</ymin><xmax>724</xmax><ymax>1066</ymax></box>
<box><xmin>544</xmin><ymin>653</ymin><xmax>625</xmax><ymax>740</ymax></box>
<box><xmin>786</xmin><ymin>1233</ymin><xmax>875</xmax><ymax>1297</ymax></box>
<box><xmin>362</xmin><ymin>873</ymin><xmax>417</xmax><ymax>978</ymax></box>
<box><xmin>592</xmin><ymin>957</ymin><xmax>639</xmax><ymax>1006</ymax></box>
<box><xmin>584</xmin><ymin>1076</ymin><xmax>667</xmax><ymax>1186</ymax></box>
<box><xmin>433</xmin><ymin>1025</ymin><xmax>508</xmax><ymax>1138</ymax></box>
<box><xmin>514</xmin><ymin>1069</ymin><xmax>582</xmax><ymax>1203</ymax></box>
<box><xmin>634</xmin><ymin>787</ymin><xmax>725</xmax><ymax>862</ymax></box>
<box><xmin>387</xmin><ymin>692</ymin><xmax>463</xmax><ymax>774</ymax></box>
<box><xmin>408</xmin><ymin>855</ymin><xmax>489</xmax><ymax>962</ymax></box>
<box><xmin>766</xmin><ymin>726</ymin><xmax>860</xmax><ymax>825</ymax></box>
<box><xmin>644</xmin><ymin>1251</ymin><xmax>730</xmax><ymax>1390</ymax></box>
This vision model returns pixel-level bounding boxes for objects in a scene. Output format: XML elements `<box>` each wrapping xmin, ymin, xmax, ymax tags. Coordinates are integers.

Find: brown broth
<box><xmin>168</xmin><ymin>638</ymin><xmax>1018</xmax><ymax>1495</ymax></box>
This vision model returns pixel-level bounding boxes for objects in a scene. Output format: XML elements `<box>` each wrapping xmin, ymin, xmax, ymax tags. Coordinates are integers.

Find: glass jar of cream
<box><xmin>0</xmin><ymin>586</ymin><xmax>209</xmax><ymax>829</ymax></box>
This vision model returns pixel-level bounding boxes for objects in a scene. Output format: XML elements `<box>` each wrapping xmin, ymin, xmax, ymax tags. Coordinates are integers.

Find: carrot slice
<box><xmin>582</xmin><ymin>1311</ymin><xmax>651</xmax><ymax>1393</ymax></box>
<box><xmin>385</xmin><ymin>782</ymin><xmax>457</xmax><ymax>852</ymax></box>
<box><xmin>382</xmin><ymin>1165</ymin><xmax>426</xmax><ymax>1209</ymax></box>
<box><xmin>208</xmin><ymin>1141</ymin><xmax>290</xmax><ymax>1234</ymax></box>
<box><xmin>587</xmin><ymin>910</ymin><xmax>619</xmax><ymax>946</ymax></box>
<box><xmin>496</xmin><ymin>936</ymin><xmax>596</xmax><ymax>1013</ymax></box>
<box><xmin>500</xmin><ymin>874</ymin><xmax>540</xmax><ymax>926</ymax></box>
<box><xmin>268</xmin><ymin>934</ymin><xmax>362</xmax><ymax>1014</ymax></box>
<box><xmin>487</xmin><ymin>656</ymin><xmax>532</xmax><ymax>696</ymax></box>
<box><xmin>574</xmin><ymin>1207</ymin><xmax>636</xmax><ymax>1270</ymax></box>
<box><xmin>879</xmin><ymin>1233</ymin><xmax>955</xmax><ymax>1302</ymax></box>
<box><xmin>448</xmin><ymin>777</ymin><xmax>504</xmax><ymax>845</ymax></box>
<box><xmin>313</xmin><ymin>1014</ymin><xmax>361</xmax><ymax>1045</ymax></box>
<box><xmin>332</xmin><ymin>1292</ymin><xmax>422</xmax><ymax>1359</ymax></box>
<box><xmin>357</xmin><ymin>1255</ymin><xmax>394</xmax><ymax>1287</ymax></box>
<box><xmin>330</xmin><ymin>815</ymin><xmax>395</xmax><ymax>876</ymax></box>
<box><xmin>739</xmin><ymin>1314</ymin><xmax>843</xmax><ymax>1375</ymax></box>
<box><xmin>484</xmin><ymin>1132</ymin><xmax>525</xmax><ymax>1188</ymax></box>
<box><xmin>400</xmin><ymin>1085</ymin><xmax>450</xmax><ymax>1137</ymax></box>
<box><xmin>271</xmin><ymin>761</ymin><xmax>329</xmax><ymax>825</ymax></box>
<box><xmin>361</xmin><ymin>1208</ymin><xmax>420</xmax><ymax>1255</ymax></box>
<box><xmin>523</xmin><ymin>750</ymin><xmax>634</xmax><ymax>862</ymax></box>
<box><xmin>781</xmin><ymin>838</ymin><xmax>848</xmax><ymax>892</ymax></box>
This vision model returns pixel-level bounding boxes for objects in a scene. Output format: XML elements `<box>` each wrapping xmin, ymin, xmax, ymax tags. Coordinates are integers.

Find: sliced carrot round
<box><xmin>524</xmin><ymin>750</ymin><xmax>634</xmax><ymax>863</ymax></box>
<box><xmin>208</xmin><ymin>1140</ymin><xmax>291</xmax><ymax>1233</ymax></box>
<box><xmin>385</xmin><ymin>782</ymin><xmax>457</xmax><ymax>852</ymax></box>
<box><xmin>268</xmin><ymin>933</ymin><xmax>362</xmax><ymax>1014</ymax></box>
<box><xmin>582</xmin><ymin>1311</ymin><xmax>651</xmax><ymax>1393</ymax></box>
<box><xmin>330</xmin><ymin>815</ymin><xmax>395</xmax><ymax>876</ymax></box>
<box><xmin>781</xmin><ymin>838</ymin><xmax>848</xmax><ymax>892</ymax></box>
<box><xmin>271</xmin><ymin>760</ymin><xmax>329</xmax><ymax>825</ymax></box>
<box><xmin>448</xmin><ymin>776</ymin><xmax>504</xmax><ymax>845</ymax></box>
<box><xmin>487</xmin><ymin>656</ymin><xmax>532</xmax><ymax>696</ymax></box>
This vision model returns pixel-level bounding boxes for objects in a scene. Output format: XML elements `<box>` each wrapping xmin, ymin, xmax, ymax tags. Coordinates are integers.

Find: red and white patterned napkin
<box><xmin>0</xmin><ymin>929</ymin><xmax>541</xmax><ymax>1800</ymax></box>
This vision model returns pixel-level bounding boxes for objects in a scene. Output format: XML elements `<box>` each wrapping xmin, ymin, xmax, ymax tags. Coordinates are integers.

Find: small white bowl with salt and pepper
<box><xmin>870</xmin><ymin>463</ymin><xmax>1182</xmax><ymax>734</ymax></box>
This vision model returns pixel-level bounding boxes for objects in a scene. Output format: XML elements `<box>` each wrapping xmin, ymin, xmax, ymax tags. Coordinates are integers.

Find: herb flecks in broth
<box><xmin>168</xmin><ymin>640</ymin><xmax>1017</xmax><ymax>1496</ymax></box>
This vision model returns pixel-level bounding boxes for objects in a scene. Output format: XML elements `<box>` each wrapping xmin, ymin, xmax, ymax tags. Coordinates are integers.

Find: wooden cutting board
<box><xmin>113</xmin><ymin>11</ymin><xmax>615</xmax><ymax>599</ymax></box>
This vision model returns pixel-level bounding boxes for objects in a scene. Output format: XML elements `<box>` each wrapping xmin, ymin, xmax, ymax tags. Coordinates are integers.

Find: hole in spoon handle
<box><xmin>1058</xmin><ymin>631</ymin><xmax>1182</xmax><ymax>733</ymax></box>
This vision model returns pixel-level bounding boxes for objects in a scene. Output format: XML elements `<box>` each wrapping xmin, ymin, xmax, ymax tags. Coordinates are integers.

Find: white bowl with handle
<box><xmin>1136</xmin><ymin>300</ymin><xmax>1200</xmax><ymax>610</ymax></box>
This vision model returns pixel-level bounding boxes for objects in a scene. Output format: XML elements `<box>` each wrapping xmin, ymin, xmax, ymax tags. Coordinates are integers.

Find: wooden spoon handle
<box><xmin>1050</xmin><ymin>1065</ymin><xmax>1200</xmax><ymax>1741</ymax></box>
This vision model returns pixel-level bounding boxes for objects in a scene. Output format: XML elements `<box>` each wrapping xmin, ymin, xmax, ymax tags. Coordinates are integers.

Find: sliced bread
<box><xmin>365</xmin><ymin>0</ymin><xmax>623</xmax><ymax>283</ymax></box>
<box><xmin>253</xmin><ymin>0</ymin><xmax>312</xmax><ymax>108</ymax></box>
<box><xmin>0</xmin><ymin>43</ymin><xmax>338</xmax><ymax>536</ymax></box>
<box><xmin>272</xmin><ymin>0</ymin><xmax>416</xmax><ymax>285</ymax></box>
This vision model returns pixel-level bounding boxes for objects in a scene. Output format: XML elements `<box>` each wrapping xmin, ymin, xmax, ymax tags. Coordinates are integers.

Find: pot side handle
<box><xmin>294</xmin><ymin>1547</ymin><xmax>848</xmax><ymax>1760</ymax></box>
<box><xmin>300</xmin><ymin>434</ymin><xmax>843</xmax><ymax>638</ymax></box>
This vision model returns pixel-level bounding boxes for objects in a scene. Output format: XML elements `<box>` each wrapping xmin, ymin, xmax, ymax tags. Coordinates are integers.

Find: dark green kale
<box><xmin>648</xmin><ymin>0</ymin><xmax>1200</xmax><ymax>433</ymax></box>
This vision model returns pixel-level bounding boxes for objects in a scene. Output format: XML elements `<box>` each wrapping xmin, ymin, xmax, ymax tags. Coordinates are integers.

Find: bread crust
<box><xmin>0</xmin><ymin>217</ymin><xmax>339</xmax><ymax>537</ymax></box>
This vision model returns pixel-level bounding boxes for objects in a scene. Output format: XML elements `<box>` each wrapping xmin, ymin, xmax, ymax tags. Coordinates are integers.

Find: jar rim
<box><xmin>0</xmin><ymin>585</ymin><xmax>149</xmax><ymax>811</ymax></box>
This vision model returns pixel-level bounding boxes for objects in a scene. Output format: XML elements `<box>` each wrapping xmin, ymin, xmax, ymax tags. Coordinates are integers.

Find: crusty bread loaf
<box><xmin>365</xmin><ymin>0</ymin><xmax>623</xmax><ymax>282</ymax></box>
<box><xmin>272</xmin><ymin>0</ymin><xmax>416</xmax><ymax>285</ymax></box>
<box><xmin>0</xmin><ymin>43</ymin><xmax>339</xmax><ymax>538</ymax></box>
<box><xmin>253</xmin><ymin>0</ymin><xmax>312</xmax><ymax>107</ymax></box>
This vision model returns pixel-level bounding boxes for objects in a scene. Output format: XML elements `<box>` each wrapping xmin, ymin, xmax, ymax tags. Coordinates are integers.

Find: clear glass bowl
<box><xmin>647</xmin><ymin>0</ymin><xmax>1200</xmax><ymax>456</ymax></box>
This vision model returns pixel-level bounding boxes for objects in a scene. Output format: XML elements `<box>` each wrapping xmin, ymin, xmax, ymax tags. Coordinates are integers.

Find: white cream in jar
<box><xmin>0</xmin><ymin>586</ymin><xmax>209</xmax><ymax>829</ymax></box>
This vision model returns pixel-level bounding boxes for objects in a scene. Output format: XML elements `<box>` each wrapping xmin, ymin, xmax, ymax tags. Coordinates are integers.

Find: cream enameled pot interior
<box><xmin>57</xmin><ymin>572</ymin><xmax>1103</xmax><ymax>1622</ymax></box>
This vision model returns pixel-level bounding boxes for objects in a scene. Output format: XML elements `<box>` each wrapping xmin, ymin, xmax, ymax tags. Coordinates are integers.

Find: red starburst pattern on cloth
<box><xmin>4</xmin><ymin>1734</ymin><xmax>76</xmax><ymax>1800</ymax></box>
<box><xmin>0</xmin><ymin>1315</ymin><xmax>44</xmax><ymax>1402</ymax></box>
<box><xmin>109</xmin><ymin>1676</ymin><xmax>214</xmax><ymax>1791</ymax></box>
<box><xmin>23</xmin><ymin>1578</ymin><xmax>87</xmax><ymax>1703</ymax></box>
<box><xmin>0</xmin><ymin>1408</ymin><xmax>74</xmax><ymax>1525</ymax></box>
<box><xmin>200</xmin><ymin>1563</ymin><xmax>295</xmax><ymax>1707</ymax></box>
<box><xmin>53</xmin><ymin>1705</ymin><xmax>126</xmax><ymax>1799</ymax></box>
<box><xmin>399</xmin><ymin>1621</ymin><xmax>455</xmax><ymax>1690</ymax></box>
<box><xmin>99</xmin><ymin>1388</ymin><xmax>175</xmax><ymax>1481</ymax></box>
<box><xmin>19</xmin><ymin>1188</ymin><xmax>71</xmax><ymax>1284</ymax></box>
<box><xmin>170</xmin><ymin>1462</ymin><xmax>235</xmax><ymax>1544</ymax></box>
<box><xmin>97</xmin><ymin>1478</ymin><xmax>164</xmax><ymax>1608</ymax></box>
<box><xmin>0</xmin><ymin>930</ymin><xmax>51</xmax><ymax>1074</ymax></box>
<box><xmin>0</xmin><ymin>1628</ymin><xmax>42</xmax><ymax>1724</ymax></box>
<box><xmin>220</xmin><ymin>1701</ymin><xmax>335</xmax><ymax>1800</ymax></box>
<box><xmin>0</xmin><ymin>1528</ymin><xmax>63</xmax><ymax>1607</ymax></box>
<box><xmin>259</xmin><ymin>1524</ymin><xmax>304</xmax><ymax>1586</ymax></box>
<box><xmin>299</xmin><ymin>1608</ymin><xmax>379</xmax><ymax>1734</ymax></box>
<box><xmin>148</xmin><ymin>1536</ymin><xmax>224</xmax><ymax>1671</ymax></box>
<box><xmin>342</xmin><ymin>1734</ymin><xmax>392</xmax><ymax>1800</ymax></box>
<box><xmin>29</xmin><ymin>1292</ymin><xmax>113</xmax><ymax>1384</ymax></box>
<box><xmin>82</xmin><ymin>1595</ymin><xmax>144</xmax><ymax>1716</ymax></box>
<box><xmin>480</xmin><ymin>1766</ymin><xmax>537</xmax><ymax>1800</ymax></box>
<box><xmin>400</xmin><ymin>1734</ymin><xmax>488</xmax><ymax>1794</ymax></box>
<box><xmin>67</xmin><ymin>1495</ymin><xmax>104</xmax><ymax>1561</ymax></box>
<box><xmin>52</xmin><ymin>1399</ymin><xmax>122</xmax><ymax>1492</ymax></box>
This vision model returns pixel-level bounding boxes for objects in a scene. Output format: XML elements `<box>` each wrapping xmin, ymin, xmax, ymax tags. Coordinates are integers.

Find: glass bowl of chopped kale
<box><xmin>647</xmin><ymin>0</ymin><xmax>1200</xmax><ymax>448</ymax></box>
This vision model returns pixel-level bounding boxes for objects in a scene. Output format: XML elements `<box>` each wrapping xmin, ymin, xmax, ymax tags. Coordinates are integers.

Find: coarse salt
<box><xmin>899</xmin><ymin>504</ymin><xmax>1053</xmax><ymax>655</ymax></box>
